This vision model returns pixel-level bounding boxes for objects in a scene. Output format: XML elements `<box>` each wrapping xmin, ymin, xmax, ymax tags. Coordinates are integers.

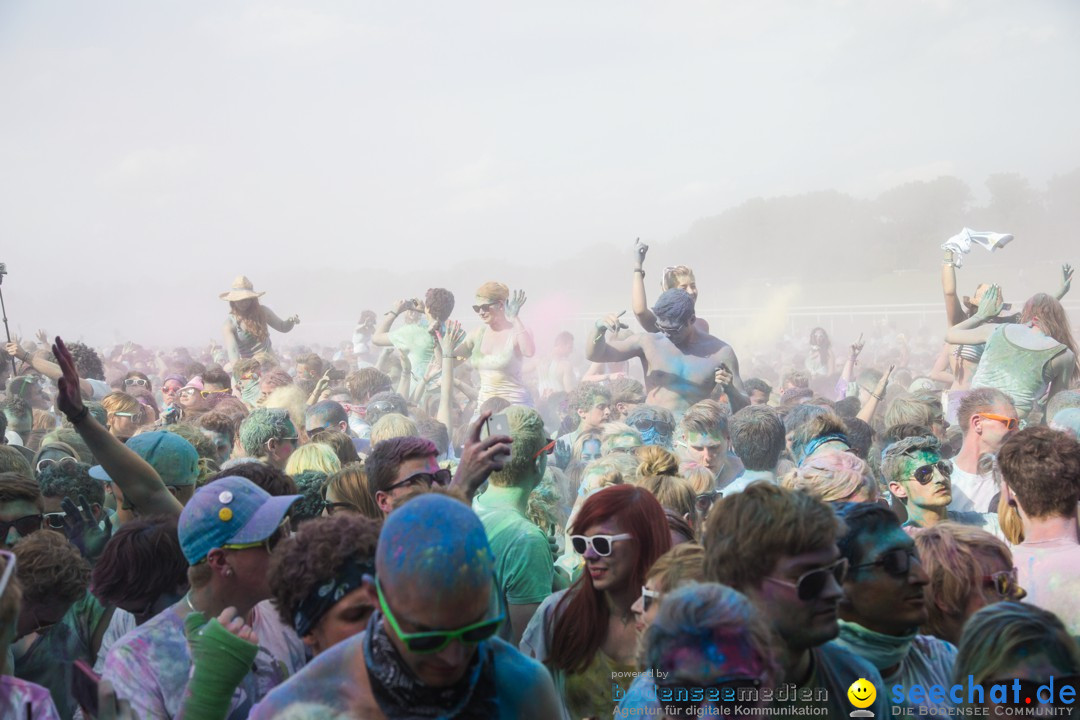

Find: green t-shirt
<box><xmin>474</xmin><ymin>493</ymin><xmax>554</xmax><ymax>642</ymax></box>
<box><xmin>389</xmin><ymin>323</ymin><xmax>436</xmax><ymax>381</ymax></box>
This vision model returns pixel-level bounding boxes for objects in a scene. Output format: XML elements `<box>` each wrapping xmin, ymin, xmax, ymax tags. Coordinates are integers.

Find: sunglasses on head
<box><xmin>912</xmin><ymin>460</ymin><xmax>952</xmax><ymax>485</ymax></box>
<box><xmin>124</xmin><ymin>378</ymin><xmax>149</xmax><ymax>388</ymax></box>
<box><xmin>764</xmin><ymin>558</ymin><xmax>848</xmax><ymax>601</ymax></box>
<box><xmin>112</xmin><ymin>411</ymin><xmax>141</xmax><ymax>422</ymax></box>
<box><xmin>472</xmin><ymin>302</ymin><xmax>501</xmax><ymax>314</ymax></box>
<box><xmin>570</xmin><ymin>533</ymin><xmax>633</xmax><ymax>557</ymax></box>
<box><xmin>386</xmin><ymin>468</ymin><xmax>453</xmax><ymax>492</ymax></box>
<box><xmin>853</xmin><ymin>547</ymin><xmax>919</xmax><ymax>578</ymax></box>
<box><xmin>976</xmin><ymin>412</ymin><xmax>1019</xmax><ymax>431</ymax></box>
<box><xmin>984</xmin><ymin>568</ymin><xmax>1026</xmax><ymax>600</ymax></box>
<box><xmin>36</xmin><ymin>456</ymin><xmax>79</xmax><ymax>474</ymax></box>
<box><xmin>0</xmin><ymin>514</ymin><xmax>43</xmax><ymax>542</ymax></box>
<box><xmin>201</xmin><ymin>389</ymin><xmax>230</xmax><ymax>398</ymax></box>
<box><xmin>631</xmin><ymin>419</ymin><xmax>673</xmax><ymax>435</ymax></box>
<box><xmin>367</xmin><ymin>401</ymin><xmax>396</xmax><ymax>415</ymax></box>
<box><xmin>377</xmin><ymin>577</ymin><xmax>504</xmax><ymax>653</ymax></box>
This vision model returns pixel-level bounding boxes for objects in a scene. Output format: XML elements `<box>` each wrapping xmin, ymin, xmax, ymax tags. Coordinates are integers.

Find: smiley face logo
<box><xmin>847</xmin><ymin>678</ymin><xmax>877</xmax><ymax>709</ymax></box>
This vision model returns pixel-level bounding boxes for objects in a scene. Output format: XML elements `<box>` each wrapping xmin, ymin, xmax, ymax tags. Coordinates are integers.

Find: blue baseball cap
<box><xmin>178</xmin><ymin>476</ymin><xmax>300</xmax><ymax>565</ymax></box>
<box><xmin>90</xmin><ymin>431</ymin><xmax>200</xmax><ymax>487</ymax></box>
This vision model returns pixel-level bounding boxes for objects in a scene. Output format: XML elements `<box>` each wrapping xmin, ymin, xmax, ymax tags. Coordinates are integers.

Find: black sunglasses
<box><xmin>695</xmin><ymin>490</ymin><xmax>721</xmax><ymax>514</ymax></box>
<box><xmin>631</xmin><ymin>419</ymin><xmax>673</xmax><ymax>435</ymax></box>
<box><xmin>472</xmin><ymin>302</ymin><xmax>501</xmax><ymax>314</ymax></box>
<box><xmin>0</xmin><ymin>514</ymin><xmax>43</xmax><ymax>542</ymax></box>
<box><xmin>912</xmin><ymin>460</ymin><xmax>952</xmax><ymax>485</ymax></box>
<box><xmin>853</xmin><ymin>547</ymin><xmax>920</xmax><ymax>578</ymax></box>
<box><xmin>386</xmin><ymin>468</ymin><xmax>452</xmax><ymax>492</ymax></box>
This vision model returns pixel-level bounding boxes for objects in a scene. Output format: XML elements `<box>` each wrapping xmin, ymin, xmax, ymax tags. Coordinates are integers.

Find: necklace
<box><xmin>184</xmin><ymin>591</ymin><xmax>198</xmax><ymax>613</ymax></box>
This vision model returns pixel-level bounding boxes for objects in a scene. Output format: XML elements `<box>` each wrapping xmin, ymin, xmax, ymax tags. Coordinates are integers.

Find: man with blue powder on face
<box><xmin>587</xmin><ymin>288</ymin><xmax>749</xmax><ymax>416</ymax></box>
<box><xmin>250</xmin><ymin>492</ymin><xmax>561</xmax><ymax>719</ymax></box>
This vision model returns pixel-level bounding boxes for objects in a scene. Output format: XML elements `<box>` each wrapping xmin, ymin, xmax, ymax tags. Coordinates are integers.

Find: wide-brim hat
<box><xmin>220</xmin><ymin>275</ymin><xmax>266</xmax><ymax>302</ymax></box>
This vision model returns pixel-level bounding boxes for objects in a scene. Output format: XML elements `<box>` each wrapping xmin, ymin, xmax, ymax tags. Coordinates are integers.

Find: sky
<box><xmin>1</xmin><ymin>0</ymin><xmax>1078</xmax><ymax>347</ymax></box>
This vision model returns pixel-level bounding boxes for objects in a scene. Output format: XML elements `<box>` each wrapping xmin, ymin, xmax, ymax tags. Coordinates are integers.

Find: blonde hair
<box><xmin>646</xmin><ymin>543</ymin><xmax>706</xmax><ymax>593</ymax></box>
<box><xmin>782</xmin><ymin>452</ymin><xmax>878</xmax><ymax>503</ymax></box>
<box><xmin>600</xmin><ymin>422</ymin><xmax>642</xmax><ymax>456</ymax></box>
<box><xmin>284</xmin><ymin>443</ymin><xmax>341</xmax><ymax>476</ymax></box>
<box><xmin>325</xmin><ymin>463</ymin><xmax>381</xmax><ymax>520</ymax></box>
<box><xmin>913</xmin><ymin>523</ymin><xmax>1014</xmax><ymax>641</ymax></box>
<box><xmin>101</xmin><ymin>391</ymin><xmax>141</xmax><ymax>416</ymax></box>
<box><xmin>475</xmin><ymin>282</ymin><xmax>509</xmax><ymax>303</ymax></box>
<box><xmin>636</xmin><ymin>474</ymin><xmax>697</xmax><ymax>529</ymax></box>
<box><xmin>370</xmin><ymin>413</ymin><xmax>419</xmax><ymax>446</ymax></box>
<box><xmin>682</xmin><ymin>465</ymin><xmax>715</xmax><ymax>495</ymax></box>
<box><xmin>636</xmin><ymin>445</ymin><xmax>680</xmax><ymax>479</ymax></box>
<box><xmin>661</xmin><ymin>265</ymin><xmax>695</xmax><ymax>291</ymax></box>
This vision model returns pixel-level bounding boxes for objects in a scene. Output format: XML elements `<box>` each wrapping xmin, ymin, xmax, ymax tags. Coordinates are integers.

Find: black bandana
<box><xmin>293</xmin><ymin>557</ymin><xmax>374</xmax><ymax>637</ymax></box>
<box><xmin>362</xmin><ymin>610</ymin><xmax>499</xmax><ymax>719</ymax></box>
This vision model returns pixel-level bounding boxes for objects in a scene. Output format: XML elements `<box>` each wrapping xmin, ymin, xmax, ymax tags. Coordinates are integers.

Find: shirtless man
<box><xmin>587</xmin><ymin>289</ymin><xmax>748</xmax><ymax>415</ymax></box>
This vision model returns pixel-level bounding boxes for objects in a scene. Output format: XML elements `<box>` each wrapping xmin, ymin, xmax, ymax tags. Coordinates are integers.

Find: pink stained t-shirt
<box><xmin>1012</xmin><ymin>536</ymin><xmax>1080</xmax><ymax>637</ymax></box>
<box><xmin>0</xmin><ymin>675</ymin><xmax>62</xmax><ymax>720</ymax></box>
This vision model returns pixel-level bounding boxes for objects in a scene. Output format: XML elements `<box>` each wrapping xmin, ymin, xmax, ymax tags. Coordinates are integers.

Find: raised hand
<box><xmin>634</xmin><ymin>238</ymin><xmax>649</xmax><ymax>268</ymax></box>
<box><xmin>976</xmin><ymin>284</ymin><xmax>1004</xmax><ymax>319</ymax></box>
<box><xmin>35</xmin><ymin>329</ymin><xmax>49</xmax><ymax>347</ymax></box>
<box><xmin>850</xmin><ymin>333</ymin><xmax>865</xmax><ymax>359</ymax></box>
<box><xmin>3</xmin><ymin>340</ymin><xmax>19</xmax><ymax>358</ymax></box>
<box><xmin>595</xmin><ymin>311</ymin><xmax>628</xmax><ymax>334</ymax></box>
<box><xmin>1062</xmin><ymin>264</ymin><xmax>1074</xmax><ymax>293</ymax></box>
<box><xmin>53</xmin><ymin>336</ymin><xmax>87</xmax><ymax>421</ymax></box>
<box><xmin>287</xmin><ymin>315</ymin><xmax>300</xmax><ymax>325</ymax></box>
<box><xmin>60</xmin><ymin>493</ymin><xmax>113</xmax><ymax>562</ymax></box>
<box><xmin>394</xmin><ymin>298</ymin><xmax>423</xmax><ymax>314</ymax></box>
<box><xmin>505</xmin><ymin>290</ymin><xmax>527</xmax><ymax>320</ymax></box>
<box><xmin>436</xmin><ymin>320</ymin><xmax>466</xmax><ymax>356</ymax></box>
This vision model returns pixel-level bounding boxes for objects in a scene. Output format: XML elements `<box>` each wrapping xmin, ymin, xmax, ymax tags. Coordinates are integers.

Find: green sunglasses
<box><xmin>376</xmin><ymin>577</ymin><xmax>504</xmax><ymax>654</ymax></box>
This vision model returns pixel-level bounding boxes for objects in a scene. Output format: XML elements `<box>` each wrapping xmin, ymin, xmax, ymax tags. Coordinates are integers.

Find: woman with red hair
<box><xmin>521</xmin><ymin>483</ymin><xmax>671</xmax><ymax>720</ymax></box>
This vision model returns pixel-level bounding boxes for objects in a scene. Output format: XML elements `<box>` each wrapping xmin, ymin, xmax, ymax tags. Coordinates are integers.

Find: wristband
<box><xmin>69</xmin><ymin>407</ymin><xmax>90</xmax><ymax>425</ymax></box>
<box><xmin>633</xmin><ymin>269</ymin><xmax>645</xmax><ymax>276</ymax></box>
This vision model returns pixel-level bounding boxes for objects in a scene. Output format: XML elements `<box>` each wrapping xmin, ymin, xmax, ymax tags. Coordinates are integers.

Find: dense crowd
<box><xmin>1</xmin><ymin>236</ymin><xmax>1080</xmax><ymax>719</ymax></box>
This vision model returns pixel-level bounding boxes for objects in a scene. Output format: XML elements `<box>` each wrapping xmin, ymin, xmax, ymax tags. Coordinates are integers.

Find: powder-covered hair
<box><xmin>238</xmin><ymin>407</ymin><xmax>297</xmax><ymax>458</ymax></box>
<box><xmin>365</xmin><ymin>436</ymin><xmax>438</xmax><ymax>493</ymax></box>
<box><xmin>652</xmin><ymin>289</ymin><xmax>695</xmax><ymax>326</ymax></box>
<box><xmin>488</xmin><ymin>405</ymin><xmax>547</xmax><ymax>488</ymax></box>
<box><xmin>782</xmin><ymin>452</ymin><xmax>878</xmax><ymax>503</ymax></box>
<box><xmin>880</xmin><ymin>435</ymin><xmax>940</xmax><ymax>486</ymax></box>
<box><xmin>641</xmin><ymin>583</ymin><xmax>778</xmax><ymax>687</ymax></box>
<box><xmin>600</xmin><ymin>422</ymin><xmax>642</xmax><ymax>456</ymax></box>
<box><xmin>954</xmin><ymin>602</ymin><xmax>1080</xmax><ymax>688</ymax></box>
<box><xmin>914</xmin><ymin>523</ymin><xmax>1014</xmax><ymax>640</ymax></box>
<box><xmin>376</xmin><ymin>493</ymin><xmax>492</xmax><ymax>593</ymax></box>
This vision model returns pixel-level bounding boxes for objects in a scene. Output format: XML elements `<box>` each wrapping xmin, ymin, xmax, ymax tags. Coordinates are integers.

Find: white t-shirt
<box><xmin>1013</xmin><ymin>537</ymin><xmax>1080</xmax><ymax>637</ymax></box>
<box><xmin>948</xmin><ymin>465</ymin><xmax>998</xmax><ymax>513</ymax></box>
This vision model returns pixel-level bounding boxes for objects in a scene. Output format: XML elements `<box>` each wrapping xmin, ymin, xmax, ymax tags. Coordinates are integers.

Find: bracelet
<box><xmin>69</xmin><ymin>407</ymin><xmax>90</xmax><ymax>425</ymax></box>
<box><xmin>870</xmin><ymin>392</ymin><xmax>883</xmax><ymax>401</ymax></box>
<box><xmin>633</xmin><ymin>269</ymin><xmax>645</xmax><ymax>276</ymax></box>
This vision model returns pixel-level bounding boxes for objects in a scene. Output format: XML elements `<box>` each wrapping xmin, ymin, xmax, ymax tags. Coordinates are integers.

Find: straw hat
<box><xmin>220</xmin><ymin>275</ymin><xmax>266</xmax><ymax>302</ymax></box>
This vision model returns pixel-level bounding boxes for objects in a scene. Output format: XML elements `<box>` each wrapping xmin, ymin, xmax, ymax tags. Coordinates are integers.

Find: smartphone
<box><xmin>326</xmin><ymin>366</ymin><xmax>345</xmax><ymax>382</ymax></box>
<box><xmin>71</xmin><ymin>659</ymin><xmax>100</xmax><ymax>719</ymax></box>
<box><xmin>482</xmin><ymin>413</ymin><xmax>512</xmax><ymax>440</ymax></box>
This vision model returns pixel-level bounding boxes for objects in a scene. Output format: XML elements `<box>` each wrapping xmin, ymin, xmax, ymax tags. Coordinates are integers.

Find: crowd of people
<box><xmin>0</xmin><ymin>239</ymin><xmax>1079</xmax><ymax>719</ymax></box>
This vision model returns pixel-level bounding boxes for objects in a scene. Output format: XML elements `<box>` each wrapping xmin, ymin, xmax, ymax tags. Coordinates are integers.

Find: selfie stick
<box><xmin>0</xmin><ymin>265</ymin><xmax>15</xmax><ymax>376</ymax></box>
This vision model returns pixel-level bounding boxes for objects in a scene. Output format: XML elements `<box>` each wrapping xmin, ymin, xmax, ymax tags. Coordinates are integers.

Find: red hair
<box><xmin>548</xmin><ymin>484</ymin><xmax>671</xmax><ymax>673</ymax></box>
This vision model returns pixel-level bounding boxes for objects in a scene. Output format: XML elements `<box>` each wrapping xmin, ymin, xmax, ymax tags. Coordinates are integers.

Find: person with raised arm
<box><xmin>587</xmin><ymin>289</ymin><xmax>748</xmax><ymax>415</ymax></box>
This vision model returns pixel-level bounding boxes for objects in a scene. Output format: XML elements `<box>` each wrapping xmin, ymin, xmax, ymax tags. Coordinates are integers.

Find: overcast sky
<box><xmin>1</xmin><ymin>0</ymin><xmax>1078</xmax><ymax>346</ymax></box>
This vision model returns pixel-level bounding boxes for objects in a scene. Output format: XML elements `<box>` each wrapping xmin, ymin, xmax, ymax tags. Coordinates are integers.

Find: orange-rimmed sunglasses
<box><xmin>976</xmin><ymin>413</ymin><xmax>1018</xmax><ymax>431</ymax></box>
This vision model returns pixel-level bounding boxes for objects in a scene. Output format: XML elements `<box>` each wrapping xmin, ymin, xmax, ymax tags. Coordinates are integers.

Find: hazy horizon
<box><xmin>2</xmin><ymin>1</ymin><xmax>1079</xmax><ymax>348</ymax></box>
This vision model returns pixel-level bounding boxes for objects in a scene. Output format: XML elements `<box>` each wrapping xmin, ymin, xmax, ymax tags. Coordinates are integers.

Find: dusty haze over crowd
<box><xmin>1</xmin><ymin>1</ymin><xmax>1078</xmax><ymax>350</ymax></box>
